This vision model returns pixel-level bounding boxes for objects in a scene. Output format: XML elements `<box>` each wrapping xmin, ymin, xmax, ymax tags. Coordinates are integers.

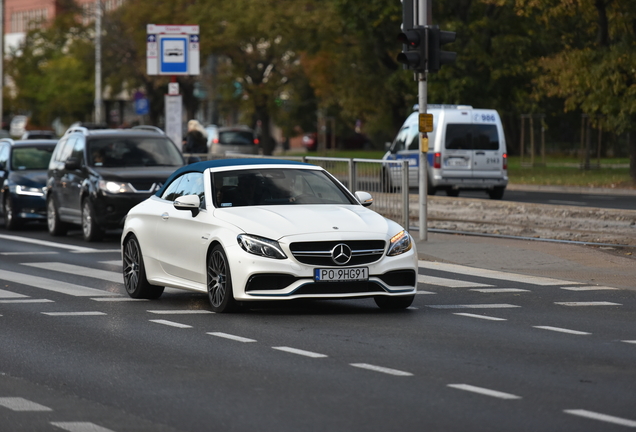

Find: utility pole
<box><xmin>0</xmin><ymin>0</ymin><xmax>4</xmax><ymax>129</ymax></box>
<box><xmin>417</xmin><ymin>0</ymin><xmax>428</xmax><ymax>241</ymax></box>
<box><xmin>94</xmin><ymin>0</ymin><xmax>102</xmax><ymax>124</ymax></box>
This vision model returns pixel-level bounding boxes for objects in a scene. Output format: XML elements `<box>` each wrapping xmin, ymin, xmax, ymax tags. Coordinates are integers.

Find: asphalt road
<box><xmin>443</xmin><ymin>187</ymin><xmax>636</xmax><ymax>210</ymax></box>
<box><xmin>1</xmin><ymin>230</ymin><xmax>635</xmax><ymax>432</ymax></box>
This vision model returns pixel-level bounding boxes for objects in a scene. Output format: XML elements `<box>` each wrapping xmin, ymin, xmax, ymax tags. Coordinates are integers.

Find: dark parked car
<box><xmin>0</xmin><ymin>139</ymin><xmax>57</xmax><ymax>229</ymax></box>
<box><xmin>209</xmin><ymin>126</ymin><xmax>260</xmax><ymax>156</ymax></box>
<box><xmin>46</xmin><ymin>126</ymin><xmax>184</xmax><ymax>241</ymax></box>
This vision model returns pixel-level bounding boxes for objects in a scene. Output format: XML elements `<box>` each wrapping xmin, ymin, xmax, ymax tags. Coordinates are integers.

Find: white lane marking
<box><xmin>0</xmin><ymin>270</ymin><xmax>118</xmax><ymax>297</ymax></box>
<box><xmin>208</xmin><ymin>332</ymin><xmax>256</xmax><ymax>343</ymax></box>
<box><xmin>0</xmin><ymin>289</ymin><xmax>29</xmax><ymax>299</ymax></box>
<box><xmin>272</xmin><ymin>346</ymin><xmax>327</xmax><ymax>358</ymax></box>
<box><xmin>0</xmin><ymin>397</ymin><xmax>53</xmax><ymax>411</ymax></box>
<box><xmin>564</xmin><ymin>409</ymin><xmax>636</xmax><ymax>428</ymax></box>
<box><xmin>51</xmin><ymin>422</ymin><xmax>117</xmax><ymax>432</ymax></box>
<box><xmin>147</xmin><ymin>310</ymin><xmax>214</xmax><ymax>314</ymax></box>
<box><xmin>407</xmin><ymin>306</ymin><xmax>419</xmax><ymax>310</ymax></box>
<box><xmin>0</xmin><ymin>299</ymin><xmax>54</xmax><ymax>304</ymax></box>
<box><xmin>149</xmin><ymin>319</ymin><xmax>192</xmax><ymax>328</ymax></box>
<box><xmin>350</xmin><ymin>363</ymin><xmax>413</xmax><ymax>376</ymax></box>
<box><xmin>1</xmin><ymin>251</ymin><xmax>59</xmax><ymax>256</ymax></box>
<box><xmin>621</xmin><ymin>340</ymin><xmax>636</xmax><ymax>344</ymax></box>
<box><xmin>0</xmin><ymin>234</ymin><xmax>98</xmax><ymax>253</ymax></box>
<box><xmin>555</xmin><ymin>301</ymin><xmax>621</xmax><ymax>306</ymax></box>
<box><xmin>92</xmin><ymin>297</ymin><xmax>148</xmax><ymax>302</ymax></box>
<box><xmin>418</xmin><ymin>261</ymin><xmax>581</xmax><ymax>286</ymax></box>
<box><xmin>418</xmin><ymin>274</ymin><xmax>493</xmax><ymax>288</ymax></box>
<box><xmin>561</xmin><ymin>286</ymin><xmax>619</xmax><ymax>291</ymax></box>
<box><xmin>24</xmin><ymin>262</ymin><xmax>123</xmax><ymax>284</ymax></box>
<box><xmin>71</xmin><ymin>249</ymin><xmax>120</xmax><ymax>254</ymax></box>
<box><xmin>99</xmin><ymin>260</ymin><xmax>122</xmax><ymax>266</ymax></box>
<box><xmin>42</xmin><ymin>312</ymin><xmax>106</xmax><ymax>316</ymax></box>
<box><xmin>470</xmin><ymin>288</ymin><xmax>530</xmax><ymax>293</ymax></box>
<box><xmin>416</xmin><ymin>290</ymin><xmax>437</xmax><ymax>295</ymax></box>
<box><xmin>448</xmin><ymin>384</ymin><xmax>522</xmax><ymax>400</ymax></box>
<box><xmin>454</xmin><ymin>313</ymin><xmax>507</xmax><ymax>321</ymax></box>
<box><xmin>427</xmin><ymin>304</ymin><xmax>520</xmax><ymax>309</ymax></box>
<box><xmin>534</xmin><ymin>326</ymin><xmax>591</xmax><ymax>335</ymax></box>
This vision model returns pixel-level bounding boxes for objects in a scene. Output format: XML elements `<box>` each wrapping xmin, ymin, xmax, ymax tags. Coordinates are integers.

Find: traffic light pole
<box><xmin>418</xmin><ymin>0</ymin><xmax>428</xmax><ymax>241</ymax></box>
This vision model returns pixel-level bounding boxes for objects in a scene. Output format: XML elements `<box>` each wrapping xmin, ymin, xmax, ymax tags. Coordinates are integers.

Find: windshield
<box><xmin>11</xmin><ymin>146</ymin><xmax>54</xmax><ymax>170</ymax></box>
<box><xmin>445</xmin><ymin>124</ymin><xmax>499</xmax><ymax>150</ymax></box>
<box><xmin>88</xmin><ymin>137</ymin><xmax>183</xmax><ymax>167</ymax></box>
<box><xmin>213</xmin><ymin>168</ymin><xmax>356</xmax><ymax>207</ymax></box>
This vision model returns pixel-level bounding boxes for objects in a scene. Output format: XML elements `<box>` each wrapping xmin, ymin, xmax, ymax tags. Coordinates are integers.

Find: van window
<box><xmin>445</xmin><ymin>124</ymin><xmax>499</xmax><ymax>151</ymax></box>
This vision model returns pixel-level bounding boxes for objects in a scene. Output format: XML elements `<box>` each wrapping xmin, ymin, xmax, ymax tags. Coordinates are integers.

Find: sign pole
<box><xmin>418</xmin><ymin>0</ymin><xmax>428</xmax><ymax>241</ymax></box>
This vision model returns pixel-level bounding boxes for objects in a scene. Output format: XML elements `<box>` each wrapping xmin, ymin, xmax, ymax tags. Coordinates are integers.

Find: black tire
<box><xmin>374</xmin><ymin>295</ymin><xmax>415</xmax><ymax>310</ymax></box>
<box><xmin>47</xmin><ymin>195</ymin><xmax>68</xmax><ymax>236</ymax></box>
<box><xmin>488</xmin><ymin>186</ymin><xmax>505</xmax><ymax>200</ymax></box>
<box><xmin>446</xmin><ymin>189</ymin><xmax>460</xmax><ymax>197</ymax></box>
<box><xmin>4</xmin><ymin>197</ymin><xmax>22</xmax><ymax>230</ymax></box>
<box><xmin>122</xmin><ymin>235</ymin><xmax>164</xmax><ymax>299</ymax></box>
<box><xmin>207</xmin><ymin>245</ymin><xmax>238</xmax><ymax>313</ymax></box>
<box><xmin>82</xmin><ymin>199</ymin><xmax>104</xmax><ymax>242</ymax></box>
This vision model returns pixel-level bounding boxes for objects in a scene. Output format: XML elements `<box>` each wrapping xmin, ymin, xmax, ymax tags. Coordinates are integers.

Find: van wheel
<box><xmin>82</xmin><ymin>199</ymin><xmax>104</xmax><ymax>242</ymax></box>
<box><xmin>488</xmin><ymin>187</ymin><xmax>505</xmax><ymax>200</ymax></box>
<box><xmin>446</xmin><ymin>189</ymin><xmax>459</xmax><ymax>197</ymax></box>
<box><xmin>47</xmin><ymin>196</ymin><xmax>68</xmax><ymax>236</ymax></box>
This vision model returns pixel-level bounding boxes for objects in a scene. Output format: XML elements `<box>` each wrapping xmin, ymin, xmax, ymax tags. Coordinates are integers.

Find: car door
<box><xmin>153</xmin><ymin>172</ymin><xmax>209</xmax><ymax>283</ymax></box>
<box><xmin>441</xmin><ymin>123</ymin><xmax>473</xmax><ymax>180</ymax></box>
<box><xmin>0</xmin><ymin>142</ymin><xmax>9</xmax><ymax>207</ymax></box>
<box><xmin>470</xmin><ymin>111</ymin><xmax>504</xmax><ymax>180</ymax></box>
<box><xmin>48</xmin><ymin>136</ymin><xmax>75</xmax><ymax>219</ymax></box>
<box><xmin>58</xmin><ymin>135</ymin><xmax>85</xmax><ymax>222</ymax></box>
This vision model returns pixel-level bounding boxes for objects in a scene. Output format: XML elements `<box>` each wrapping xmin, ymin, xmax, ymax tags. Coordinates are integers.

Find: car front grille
<box><xmin>289</xmin><ymin>240</ymin><xmax>385</xmax><ymax>266</ymax></box>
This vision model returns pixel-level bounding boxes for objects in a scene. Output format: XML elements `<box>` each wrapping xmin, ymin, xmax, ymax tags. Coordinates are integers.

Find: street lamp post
<box><xmin>94</xmin><ymin>0</ymin><xmax>102</xmax><ymax>124</ymax></box>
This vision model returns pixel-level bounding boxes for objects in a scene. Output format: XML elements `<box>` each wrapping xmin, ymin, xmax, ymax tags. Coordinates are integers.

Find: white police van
<box><xmin>382</xmin><ymin>105</ymin><xmax>508</xmax><ymax>199</ymax></box>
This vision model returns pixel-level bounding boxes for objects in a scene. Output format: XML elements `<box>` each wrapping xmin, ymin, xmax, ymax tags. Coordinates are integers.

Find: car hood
<box><xmin>91</xmin><ymin>166</ymin><xmax>180</xmax><ymax>183</ymax></box>
<box><xmin>9</xmin><ymin>170</ymin><xmax>48</xmax><ymax>187</ymax></box>
<box><xmin>214</xmin><ymin>204</ymin><xmax>396</xmax><ymax>240</ymax></box>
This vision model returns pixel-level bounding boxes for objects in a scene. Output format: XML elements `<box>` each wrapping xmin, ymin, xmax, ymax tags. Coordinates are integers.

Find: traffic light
<box><xmin>397</xmin><ymin>27</ymin><xmax>426</xmax><ymax>72</ymax></box>
<box><xmin>427</xmin><ymin>25</ymin><xmax>457</xmax><ymax>73</ymax></box>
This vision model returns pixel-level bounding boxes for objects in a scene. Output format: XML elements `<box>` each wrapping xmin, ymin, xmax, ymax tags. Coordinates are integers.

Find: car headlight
<box><xmin>237</xmin><ymin>234</ymin><xmax>287</xmax><ymax>260</ymax></box>
<box><xmin>387</xmin><ymin>230</ymin><xmax>412</xmax><ymax>256</ymax></box>
<box><xmin>99</xmin><ymin>180</ymin><xmax>135</xmax><ymax>194</ymax></box>
<box><xmin>15</xmin><ymin>185</ymin><xmax>45</xmax><ymax>196</ymax></box>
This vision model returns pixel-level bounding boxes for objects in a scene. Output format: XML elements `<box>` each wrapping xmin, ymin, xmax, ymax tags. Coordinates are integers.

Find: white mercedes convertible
<box><xmin>121</xmin><ymin>159</ymin><xmax>417</xmax><ymax>312</ymax></box>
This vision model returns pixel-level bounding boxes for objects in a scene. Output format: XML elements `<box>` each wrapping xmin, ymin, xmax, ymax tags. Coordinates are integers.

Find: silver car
<box><xmin>209</xmin><ymin>126</ymin><xmax>261</xmax><ymax>156</ymax></box>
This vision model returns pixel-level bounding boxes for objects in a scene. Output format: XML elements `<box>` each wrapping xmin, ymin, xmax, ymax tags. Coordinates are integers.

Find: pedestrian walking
<box><xmin>183</xmin><ymin>119</ymin><xmax>208</xmax><ymax>154</ymax></box>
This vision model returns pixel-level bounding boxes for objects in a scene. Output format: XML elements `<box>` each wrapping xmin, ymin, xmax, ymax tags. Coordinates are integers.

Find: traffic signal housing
<box><xmin>397</xmin><ymin>27</ymin><xmax>426</xmax><ymax>72</ymax></box>
<box><xmin>427</xmin><ymin>25</ymin><xmax>457</xmax><ymax>73</ymax></box>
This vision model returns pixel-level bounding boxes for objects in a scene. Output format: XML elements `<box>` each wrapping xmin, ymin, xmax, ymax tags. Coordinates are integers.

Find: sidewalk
<box><xmin>414</xmin><ymin>231</ymin><xmax>636</xmax><ymax>290</ymax></box>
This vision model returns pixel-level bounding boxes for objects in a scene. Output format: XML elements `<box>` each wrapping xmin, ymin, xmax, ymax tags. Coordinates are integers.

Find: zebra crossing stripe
<box><xmin>0</xmin><ymin>270</ymin><xmax>118</xmax><ymax>297</ymax></box>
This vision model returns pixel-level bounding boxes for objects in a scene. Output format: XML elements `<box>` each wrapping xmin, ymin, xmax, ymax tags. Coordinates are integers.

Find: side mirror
<box><xmin>174</xmin><ymin>194</ymin><xmax>201</xmax><ymax>217</ymax></box>
<box><xmin>64</xmin><ymin>157</ymin><xmax>81</xmax><ymax>170</ymax></box>
<box><xmin>354</xmin><ymin>191</ymin><xmax>373</xmax><ymax>207</ymax></box>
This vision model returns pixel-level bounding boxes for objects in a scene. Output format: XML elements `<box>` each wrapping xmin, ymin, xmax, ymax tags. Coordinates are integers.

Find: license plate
<box><xmin>314</xmin><ymin>267</ymin><xmax>369</xmax><ymax>282</ymax></box>
<box><xmin>447</xmin><ymin>158</ymin><xmax>468</xmax><ymax>167</ymax></box>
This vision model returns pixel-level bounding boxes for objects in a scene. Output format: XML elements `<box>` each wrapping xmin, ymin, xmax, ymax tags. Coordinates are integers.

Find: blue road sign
<box><xmin>160</xmin><ymin>37</ymin><xmax>188</xmax><ymax>74</ymax></box>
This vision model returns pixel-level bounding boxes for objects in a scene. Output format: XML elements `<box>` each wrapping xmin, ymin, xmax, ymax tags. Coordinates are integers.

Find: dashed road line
<box><xmin>147</xmin><ymin>310</ymin><xmax>214</xmax><ymax>314</ymax></box>
<box><xmin>91</xmin><ymin>297</ymin><xmax>148</xmax><ymax>302</ymax></box>
<box><xmin>0</xmin><ymin>299</ymin><xmax>54</xmax><ymax>304</ymax></box>
<box><xmin>0</xmin><ymin>397</ymin><xmax>52</xmax><ymax>411</ymax></box>
<box><xmin>534</xmin><ymin>326</ymin><xmax>591</xmax><ymax>335</ymax></box>
<box><xmin>564</xmin><ymin>409</ymin><xmax>636</xmax><ymax>428</ymax></box>
<box><xmin>561</xmin><ymin>286</ymin><xmax>619</xmax><ymax>291</ymax></box>
<box><xmin>149</xmin><ymin>319</ymin><xmax>192</xmax><ymax>328</ymax></box>
<box><xmin>0</xmin><ymin>234</ymin><xmax>98</xmax><ymax>253</ymax></box>
<box><xmin>272</xmin><ymin>346</ymin><xmax>327</xmax><ymax>358</ymax></box>
<box><xmin>470</xmin><ymin>288</ymin><xmax>530</xmax><ymax>293</ymax></box>
<box><xmin>0</xmin><ymin>270</ymin><xmax>118</xmax><ymax>297</ymax></box>
<box><xmin>51</xmin><ymin>422</ymin><xmax>117</xmax><ymax>432</ymax></box>
<box><xmin>447</xmin><ymin>384</ymin><xmax>522</xmax><ymax>400</ymax></box>
<box><xmin>555</xmin><ymin>301</ymin><xmax>622</xmax><ymax>307</ymax></box>
<box><xmin>621</xmin><ymin>340</ymin><xmax>636</xmax><ymax>345</ymax></box>
<box><xmin>42</xmin><ymin>312</ymin><xmax>107</xmax><ymax>316</ymax></box>
<box><xmin>416</xmin><ymin>290</ymin><xmax>436</xmax><ymax>295</ymax></box>
<box><xmin>349</xmin><ymin>363</ymin><xmax>412</xmax><ymax>376</ymax></box>
<box><xmin>208</xmin><ymin>332</ymin><xmax>256</xmax><ymax>343</ymax></box>
<box><xmin>418</xmin><ymin>274</ymin><xmax>493</xmax><ymax>288</ymax></box>
<box><xmin>426</xmin><ymin>304</ymin><xmax>520</xmax><ymax>309</ymax></box>
<box><xmin>453</xmin><ymin>313</ymin><xmax>507</xmax><ymax>321</ymax></box>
